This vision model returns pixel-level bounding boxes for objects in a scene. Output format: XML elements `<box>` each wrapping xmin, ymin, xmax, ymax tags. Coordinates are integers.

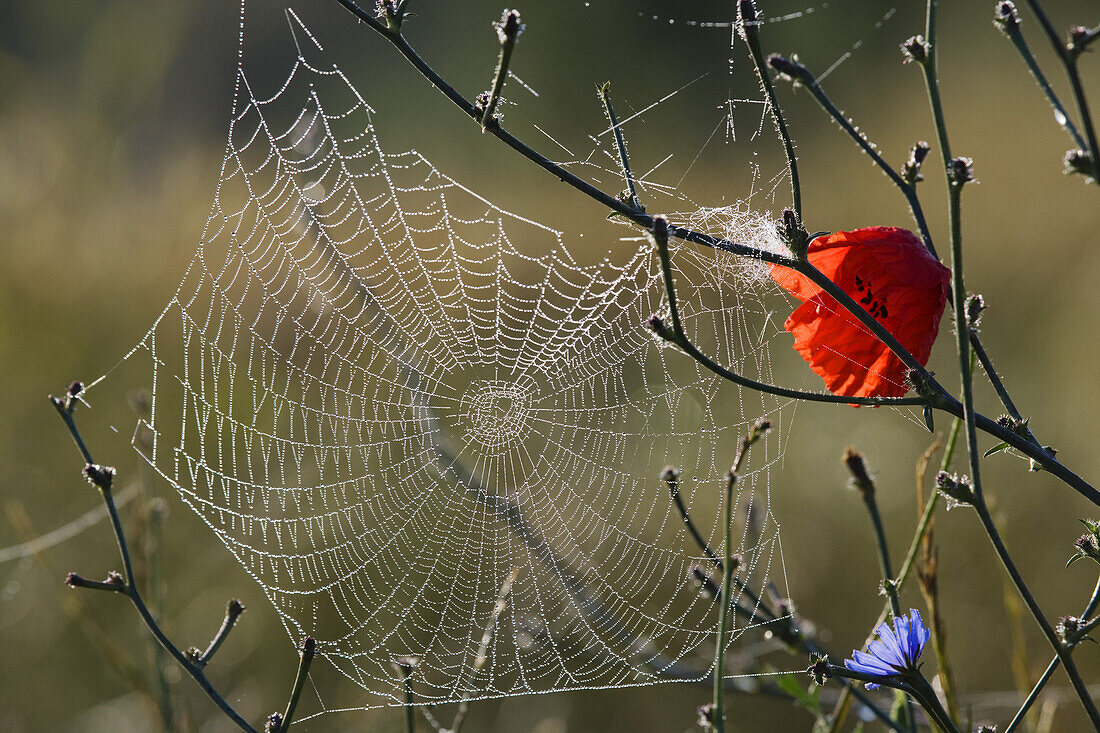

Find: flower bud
<box><xmin>1064</xmin><ymin>148</ymin><xmax>1093</xmax><ymax>177</ymax></box>
<box><xmin>494</xmin><ymin>9</ymin><xmax>524</xmax><ymax>44</ymax></box>
<box><xmin>808</xmin><ymin>654</ymin><xmax>830</xmax><ymax>686</ymax></box>
<box><xmin>1058</xmin><ymin>615</ymin><xmax>1082</xmax><ymax>641</ymax></box>
<box><xmin>901</xmin><ymin>141</ymin><xmax>931</xmax><ymax>184</ymax></box>
<box><xmin>949</xmin><ymin>156</ymin><xmax>976</xmax><ymax>185</ymax></box>
<box><xmin>993</xmin><ymin>1</ymin><xmax>1020</xmax><ymax>35</ymax></box>
<box><xmin>936</xmin><ymin>471</ymin><xmax>975</xmax><ymax>507</ymax></box>
<box><xmin>82</xmin><ymin>463</ymin><xmax>116</xmax><ymax>491</ymax></box>
<box><xmin>696</xmin><ymin>702</ymin><xmax>717</xmax><ymax>729</ymax></box>
<box><xmin>767</xmin><ymin>54</ymin><xmax>803</xmax><ymax>83</ymax></box>
<box><xmin>900</xmin><ymin>35</ymin><xmax>928</xmax><ymax>64</ymax></box>
<box><xmin>965</xmin><ymin>293</ymin><xmax>986</xmax><ymax>329</ymax></box>
<box><xmin>843</xmin><ymin>447</ymin><xmax>875</xmax><ymax>499</ymax></box>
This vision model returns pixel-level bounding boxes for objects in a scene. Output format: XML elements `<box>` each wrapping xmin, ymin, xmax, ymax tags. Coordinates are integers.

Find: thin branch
<box><xmin>198</xmin><ymin>600</ymin><xmax>247</xmax><ymax>667</ymax></box>
<box><xmin>49</xmin><ymin>390</ymin><xmax>259</xmax><ymax>733</ymax></box>
<box><xmin>995</xmin><ymin>4</ymin><xmax>1087</xmax><ymax>152</ymax></box>
<box><xmin>739</xmin><ymin>0</ymin><xmax>802</xmax><ymax>226</ymax></box>
<box><xmin>597</xmin><ymin>82</ymin><xmax>642</xmax><ymax>212</ymax></box>
<box><xmin>713</xmin><ymin>421</ymin><xmax>770</xmax><ymax>733</ymax></box>
<box><xmin>1005</xmin><ymin>574</ymin><xmax>1100</xmax><ymax>732</ymax></box>
<box><xmin>1021</xmin><ymin>0</ymin><xmax>1100</xmax><ymax>182</ymax></box>
<box><xmin>277</xmin><ymin>636</ymin><xmax>316</xmax><ymax>731</ymax></box>
<box><xmin>973</xmin><ymin>498</ymin><xmax>1100</xmax><ymax>728</ymax></box>
<box><xmin>480</xmin><ymin>10</ymin><xmax>522</xmax><ymax>131</ymax></box>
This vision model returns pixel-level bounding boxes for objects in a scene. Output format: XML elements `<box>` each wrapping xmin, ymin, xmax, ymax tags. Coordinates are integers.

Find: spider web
<box><xmin>90</xmin><ymin>0</ymin><xmax>848</xmax><ymax>717</ymax></box>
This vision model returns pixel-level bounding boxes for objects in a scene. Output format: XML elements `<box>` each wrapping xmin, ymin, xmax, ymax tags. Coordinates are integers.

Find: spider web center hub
<box><xmin>457</xmin><ymin>378</ymin><xmax>536</xmax><ymax>456</ymax></box>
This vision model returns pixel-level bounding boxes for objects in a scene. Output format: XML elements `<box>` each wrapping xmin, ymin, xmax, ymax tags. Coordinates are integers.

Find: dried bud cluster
<box><xmin>494</xmin><ymin>9</ymin><xmax>524</xmax><ymax>44</ymax></box>
<box><xmin>82</xmin><ymin>463</ymin><xmax>116</xmax><ymax>491</ymax></box>
<box><xmin>965</xmin><ymin>293</ymin><xmax>986</xmax><ymax>329</ymax></box>
<box><xmin>901</xmin><ymin>141</ymin><xmax>931</xmax><ymax>184</ymax></box>
<box><xmin>993</xmin><ymin>1</ymin><xmax>1020</xmax><ymax>35</ymax></box>
<box><xmin>843</xmin><ymin>447</ymin><xmax>875</xmax><ymax>499</ymax></box>
<box><xmin>900</xmin><ymin>35</ymin><xmax>929</xmax><ymax>64</ymax></box>
<box><xmin>936</xmin><ymin>471</ymin><xmax>975</xmax><ymax>506</ymax></box>
<box><xmin>808</xmin><ymin>654</ymin><xmax>830</xmax><ymax>686</ymax></box>
<box><xmin>1068</xmin><ymin>519</ymin><xmax>1100</xmax><ymax>567</ymax></box>
<box><xmin>949</xmin><ymin>156</ymin><xmax>976</xmax><ymax>185</ymax></box>
<box><xmin>1064</xmin><ymin>148</ymin><xmax>1094</xmax><ymax>178</ymax></box>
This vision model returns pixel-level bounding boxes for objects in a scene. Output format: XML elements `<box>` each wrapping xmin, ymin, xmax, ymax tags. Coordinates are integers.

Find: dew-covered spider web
<box><xmin>88</xmin><ymin>0</ymin><xmax>916</xmax><ymax>717</ymax></box>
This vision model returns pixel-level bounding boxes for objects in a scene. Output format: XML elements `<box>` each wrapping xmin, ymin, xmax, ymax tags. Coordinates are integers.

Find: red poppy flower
<box><xmin>770</xmin><ymin>227</ymin><xmax>950</xmax><ymax>401</ymax></box>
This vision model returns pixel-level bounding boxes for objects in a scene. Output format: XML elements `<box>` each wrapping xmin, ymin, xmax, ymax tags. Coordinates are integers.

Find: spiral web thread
<box><xmin>106</xmin><ymin>5</ymin><xmax>810</xmax><ymax>715</ymax></box>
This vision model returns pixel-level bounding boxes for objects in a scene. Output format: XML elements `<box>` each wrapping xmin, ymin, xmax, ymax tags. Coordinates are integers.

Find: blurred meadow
<box><xmin>2</xmin><ymin>0</ymin><xmax>1100</xmax><ymax>730</ymax></box>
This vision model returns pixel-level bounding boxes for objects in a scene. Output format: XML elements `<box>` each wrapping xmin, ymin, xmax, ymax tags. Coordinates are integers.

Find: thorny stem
<box><xmin>327</xmin><ymin>0</ymin><xmax>1100</xmax><ymax>505</ymax></box>
<box><xmin>598</xmin><ymin>83</ymin><xmax>642</xmax><ymax>212</ymax></box>
<box><xmin>49</xmin><ymin>393</ymin><xmax>259</xmax><ymax>733</ymax></box>
<box><xmin>1005</xmin><ymin>574</ymin><xmax>1100</xmax><ymax>732</ymax></box>
<box><xmin>972</xmin><ymin>497</ymin><xmax>1100</xmax><ymax>729</ymax></box>
<box><xmin>997</xmin><ymin>8</ymin><xmax>1088</xmax><ymax>152</ymax></box>
<box><xmin>739</xmin><ymin>0</ymin><xmax>802</xmax><ymax>225</ymax></box>
<box><xmin>1022</xmin><ymin>0</ymin><xmax>1100</xmax><ymax>182</ymax></box>
<box><xmin>481</xmin><ymin>10</ymin><xmax>521</xmax><ymax>131</ymax></box>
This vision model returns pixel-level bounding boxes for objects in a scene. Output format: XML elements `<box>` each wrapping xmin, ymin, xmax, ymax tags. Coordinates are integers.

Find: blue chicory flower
<box><xmin>844</xmin><ymin>608</ymin><xmax>930</xmax><ymax>689</ymax></box>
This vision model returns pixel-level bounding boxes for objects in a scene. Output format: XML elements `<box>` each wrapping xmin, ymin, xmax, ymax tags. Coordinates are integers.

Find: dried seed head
<box><xmin>993</xmin><ymin>1</ymin><xmax>1020</xmax><ymax>34</ymax></box>
<box><xmin>901</xmin><ymin>141</ymin><xmax>931</xmax><ymax>184</ymax></box>
<box><xmin>900</xmin><ymin>35</ymin><xmax>928</xmax><ymax>64</ymax></box>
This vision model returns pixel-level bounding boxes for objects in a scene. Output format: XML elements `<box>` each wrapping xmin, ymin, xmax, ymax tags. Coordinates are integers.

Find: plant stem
<box><xmin>780</xmin><ymin>60</ymin><xmax>935</xmax><ymax>256</ymax></box>
<box><xmin>713</xmin><ymin>425</ymin><xmax>768</xmax><ymax>733</ymax></box>
<box><xmin>1005</xmin><ymin>574</ymin><xmax>1100</xmax><ymax>732</ymax></box>
<box><xmin>973</xmin><ymin>498</ymin><xmax>1100</xmax><ymax>729</ymax></box>
<box><xmin>713</xmin><ymin>469</ymin><xmax>736</xmax><ymax>733</ymax></box>
<box><xmin>844</xmin><ymin>449</ymin><xmax>916</xmax><ymax>732</ymax></box>
<box><xmin>998</xmin><ymin>14</ymin><xmax>1087</xmax><ymax>152</ymax></box>
<box><xmin>739</xmin><ymin>0</ymin><xmax>802</xmax><ymax>223</ymax></box>
<box><xmin>1021</xmin><ymin>0</ymin><xmax>1100</xmax><ymax>181</ymax></box>
<box><xmin>280</xmin><ymin>637</ymin><xmax>316</xmax><ymax>730</ymax></box>
<box><xmin>50</xmin><ymin>394</ymin><xmax>259</xmax><ymax>733</ymax></box>
<box><xmin>481</xmin><ymin>10</ymin><xmax>520</xmax><ymax>131</ymax></box>
<box><xmin>598</xmin><ymin>82</ymin><xmax>642</xmax><ymax>212</ymax></box>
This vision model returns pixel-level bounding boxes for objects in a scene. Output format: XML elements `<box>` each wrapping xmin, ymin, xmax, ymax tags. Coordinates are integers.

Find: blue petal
<box><xmin>909</xmin><ymin>608</ymin><xmax>930</xmax><ymax>661</ymax></box>
<box><xmin>846</xmin><ymin>649</ymin><xmax>896</xmax><ymax>676</ymax></box>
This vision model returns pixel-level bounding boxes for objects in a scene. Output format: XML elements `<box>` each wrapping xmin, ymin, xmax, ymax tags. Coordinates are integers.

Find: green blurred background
<box><xmin>2</xmin><ymin>0</ymin><xmax>1099</xmax><ymax>730</ymax></box>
